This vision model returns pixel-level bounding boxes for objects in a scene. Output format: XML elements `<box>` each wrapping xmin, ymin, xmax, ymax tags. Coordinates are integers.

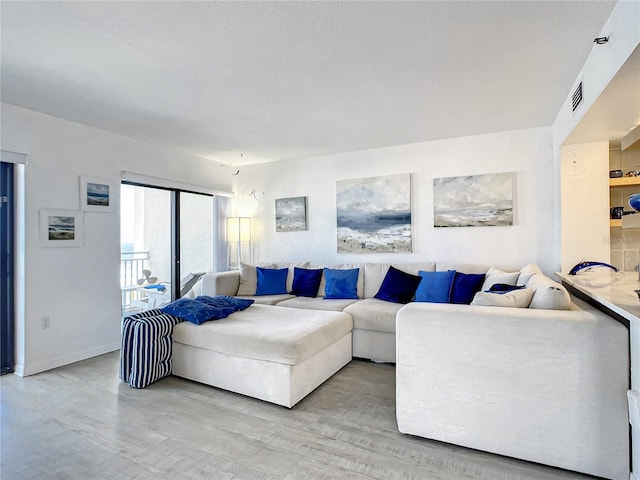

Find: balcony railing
<box><xmin>121</xmin><ymin>251</ymin><xmax>149</xmax><ymax>287</ymax></box>
<box><xmin>121</xmin><ymin>251</ymin><xmax>149</xmax><ymax>315</ymax></box>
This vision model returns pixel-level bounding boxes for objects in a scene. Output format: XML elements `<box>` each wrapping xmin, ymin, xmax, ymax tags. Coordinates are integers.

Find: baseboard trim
<box><xmin>19</xmin><ymin>342</ymin><xmax>120</xmax><ymax>377</ymax></box>
<box><xmin>14</xmin><ymin>363</ymin><xmax>25</xmax><ymax>377</ymax></box>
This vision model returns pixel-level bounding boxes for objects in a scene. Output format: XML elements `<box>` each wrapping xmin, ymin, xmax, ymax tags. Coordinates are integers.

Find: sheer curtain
<box><xmin>215</xmin><ymin>195</ymin><xmax>231</xmax><ymax>272</ymax></box>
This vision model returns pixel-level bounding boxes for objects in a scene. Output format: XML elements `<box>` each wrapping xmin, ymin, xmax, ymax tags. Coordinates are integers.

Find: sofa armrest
<box><xmin>200</xmin><ymin>271</ymin><xmax>240</xmax><ymax>297</ymax></box>
<box><xmin>395</xmin><ymin>297</ymin><xmax>629</xmax><ymax>479</ymax></box>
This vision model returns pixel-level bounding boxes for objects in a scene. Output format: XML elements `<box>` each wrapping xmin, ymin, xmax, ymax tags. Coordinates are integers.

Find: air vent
<box><xmin>571</xmin><ymin>81</ymin><xmax>583</xmax><ymax>112</ymax></box>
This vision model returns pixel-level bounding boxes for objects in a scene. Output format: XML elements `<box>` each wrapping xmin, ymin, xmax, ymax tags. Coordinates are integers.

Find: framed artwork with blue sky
<box><xmin>80</xmin><ymin>175</ymin><xmax>117</xmax><ymax>213</ymax></box>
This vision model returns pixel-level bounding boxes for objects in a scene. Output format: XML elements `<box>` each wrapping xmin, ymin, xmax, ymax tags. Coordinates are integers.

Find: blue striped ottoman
<box><xmin>119</xmin><ymin>309</ymin><xmax>183</xmax><ymax>388</ymax></box>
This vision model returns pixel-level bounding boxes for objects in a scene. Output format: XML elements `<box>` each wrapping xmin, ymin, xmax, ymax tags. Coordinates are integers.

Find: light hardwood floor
<box><xmin>2</xmin><ymin>352</ymin><xmax>596</xmax><ymax>480</ymax></box>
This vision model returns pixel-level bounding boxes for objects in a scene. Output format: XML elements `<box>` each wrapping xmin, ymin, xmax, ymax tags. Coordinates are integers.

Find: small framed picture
<box><xmin>80</xmin><ymin>176</ymin><xmax>117</xmax><ymax>212</ymax></box>
<box><xmin>276</xmin><ymin>196</ymin><xmax>308</xmax><ymax>232</ymax></box>
<box><xmin>39</xmin><ymin>209</ymin><xmax>83</xmax><ymax>247</ymax></box>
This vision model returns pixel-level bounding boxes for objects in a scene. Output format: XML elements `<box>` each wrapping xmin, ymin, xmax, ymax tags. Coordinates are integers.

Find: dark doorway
<box><xmin>1</xmin><ymin>161</ymin><xmax>15</xmax><ymax>374</ymax></box>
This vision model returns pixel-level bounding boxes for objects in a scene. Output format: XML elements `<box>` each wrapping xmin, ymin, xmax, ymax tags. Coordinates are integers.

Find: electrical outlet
<box><xmin>41</xmin><ymin>315</ymin><xmax>51</xmax><ymax>329</ymax></box>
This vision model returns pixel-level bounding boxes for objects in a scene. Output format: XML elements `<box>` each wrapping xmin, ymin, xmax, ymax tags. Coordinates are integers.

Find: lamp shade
<box><xmin>227</xmin><ymin>217</ymin><xmax>251</xmax><ymax>242</ymax></box>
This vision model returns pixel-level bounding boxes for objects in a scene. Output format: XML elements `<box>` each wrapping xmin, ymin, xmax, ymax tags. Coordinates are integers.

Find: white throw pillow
<box><xmin>517</xmin><ymin>263</ymin><xmax>543</xmax><ymax>286</ymax></box>
<box><xmin>237</xmin><ymin>262</ymin><xmax>275</xmax><ymax>296</ymax></box>
<box><xmin>481</xmin><ymin>267</ymin><xmax>520</xmax><ymax>291</ymax></box>
<box><xmin>471</xmin><ymin>288</ymin><xmax>533</xmax><ymax>308</ymax></box>
<box><xmin>526</xmin><ymin>274</ymin><xmax>571</xmax><ymax>310</ymax></box>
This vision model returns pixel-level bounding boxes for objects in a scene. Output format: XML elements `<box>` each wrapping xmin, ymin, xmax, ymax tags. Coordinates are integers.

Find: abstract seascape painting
<box><xmin>39</xmin><ymin>209</ymin><xmax>83</xmax><ymax>247</ymax></box>
<box><xmin>276</xmin><ymin>196</ymin><xmax>308</xmax><ymax>232</ymax></box>
<box><xmin>336</xmin><ymin>173</ymin><xmax>411</xmax><ymax>253</ymax></box>
<box><xmin>86</xmin><ymin>182</ymin><xmax>110</xmax><ymax>206</ymax></box>
<box><xmin>80</xmin><ymin>176</ymin><xmax>117</xmax><ymax>212</ymax></box>
<box><xmin>433</xmin><ymin>172</ymin><xmax>514</xmax><ymax>227</ymax></box>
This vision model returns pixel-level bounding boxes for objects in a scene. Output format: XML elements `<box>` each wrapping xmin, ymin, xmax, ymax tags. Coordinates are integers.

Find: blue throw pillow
<box><xmin>161</xmin><ymin>297</ymin><xmax>227</xmax><ymax>325</ymax></box>
<box><xmin>291</xmin><ymin>267</ymin><xmax>323</xmax><ymax>297</ymax></box>
<box><xmin>255</xmin><ymin>267</ymin><xmax>289</xmax><ymax>295</ymax></box>
<box><xmin>195</xmin><ymin>295</ymin><xmax>254</xmax><ymax>311</ymax></box>
<box><xmin>374</xmin><ymin>266</ymin><xmax>423</xmax><ymax>304</ymax></box>
<box><xmin>487</xmin><ymin>283</ymin><xmax>526</xmax><ymax>294</ymax></box>
<box><xmin>415</xmin><ymin>270</ymin><xmax>456</xmax><ymax>303</ymax></box>
<box><xmin>450</xmin><ymin>272</ymin><xmax>486</xmax><ymax>304</ymax></box>
<box><xmin>324</xmin><ymin>268</ymin><xmax>359</xmax><ymax>299</ymax></box>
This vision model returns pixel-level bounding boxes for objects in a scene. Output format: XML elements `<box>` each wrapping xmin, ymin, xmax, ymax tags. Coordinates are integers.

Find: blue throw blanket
<box><xmin>160</xmin><ymin>295</ymin><xmax>254</xmax><ymax>324</ymax></box>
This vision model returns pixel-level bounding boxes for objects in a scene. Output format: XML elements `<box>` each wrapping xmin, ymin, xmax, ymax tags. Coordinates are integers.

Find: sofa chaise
<box><xmin>172</xmin><ymin>304</ymin><xmax>352</xmax><ymax>408</ymax></box>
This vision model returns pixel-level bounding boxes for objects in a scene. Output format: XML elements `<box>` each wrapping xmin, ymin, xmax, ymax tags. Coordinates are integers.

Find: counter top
<box><xmin>556</xmin><ymin>271</ymin><xmax>640</xmax><ymax>325</ymax></box>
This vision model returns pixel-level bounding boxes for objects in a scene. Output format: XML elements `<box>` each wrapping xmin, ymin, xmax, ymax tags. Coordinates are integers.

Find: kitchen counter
<box><xmin>557</xmin><ymin>270</ymin><xmax>639</xmax><ymax>480</ymax></box>
<box><xmin>556</xmin><ymin>271</ymin><xmax>640</xmax><ymax>325</ymax></box>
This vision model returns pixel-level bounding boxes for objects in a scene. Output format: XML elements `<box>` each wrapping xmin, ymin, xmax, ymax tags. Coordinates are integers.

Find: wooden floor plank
<box><xmin>1</xmin><ymin>352</ymin><xmax>593</xmax><ymax>480</ymax></box>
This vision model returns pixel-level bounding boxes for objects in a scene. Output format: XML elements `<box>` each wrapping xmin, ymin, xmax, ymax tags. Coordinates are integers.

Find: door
<box><xmin>1</xmin><ymin>162</ymin><xmax>14</xmax><ymax>374</ymax></box>
<box><xmin>120</xmin><ymin>183</ymin><xmax>172</xmax><ymax>314</ymax></box>
<box><xmin>179</xmin><ymin>191</ymin><xmax>214</xmax><ymax>296</ymax></box>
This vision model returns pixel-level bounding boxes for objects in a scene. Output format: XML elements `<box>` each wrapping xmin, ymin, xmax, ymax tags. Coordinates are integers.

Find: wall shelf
<box><xmin>610</xmin><ymin>177</ymin><xmax>640</xmax><ymax>187</ymax></box>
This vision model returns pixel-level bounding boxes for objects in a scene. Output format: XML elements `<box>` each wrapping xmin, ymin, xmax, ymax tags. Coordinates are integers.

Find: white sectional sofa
<box><xmin>198</xmin><ymin>261</ymin><xmax>437</xmax><ymax>362</ymax></box>
<box><xmin>172</xmin><ymin>261</ymin><xmax>630</xmax><ymax>480</ymax></box>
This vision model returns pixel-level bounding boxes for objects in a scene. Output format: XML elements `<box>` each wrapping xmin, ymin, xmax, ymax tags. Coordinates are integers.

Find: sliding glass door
<box><xmin>120</xmin><ymin>184</ymin><xmax>172</xmax><ymax>315</ymax></box>
<box><xmin>1</xmin><ymin>162</ymin><xmax>14</xmax><ymax>374</ymax></box>
<box><xmin>120</xmin><ymin>182</ymin><xmax>215</xmax><ymax>315</ymax></box>
<box><xmin>179</xmin><ymin>192</ymin><xmax>214</xmax><ymax>296</ymax></box>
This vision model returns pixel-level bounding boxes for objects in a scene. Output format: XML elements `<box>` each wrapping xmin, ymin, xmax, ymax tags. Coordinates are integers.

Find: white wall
<box><xmin>552</xmin><ymin>0</ymin><xmax>640</xmax><ymax>274</ymax></box>
<box><xmin>234</xmin><ymin>127</ymin><xmax>557</xmax><ymax>274</ymax></box>
<box><xmin>0</xmin><ymin>103</ymin><xmax>233</xmax><ymax>376</ymax></box>
<box><xmin>560</xmin><ymin>141</ymin><xmax>610</xmax><ymax>272</ymax></box>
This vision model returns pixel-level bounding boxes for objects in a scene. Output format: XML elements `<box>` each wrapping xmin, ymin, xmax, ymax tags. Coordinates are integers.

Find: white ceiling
<box><xmin>0</xmin><ymin>1</ymin><xmax>618</xmax><ymax>166</ymax></box>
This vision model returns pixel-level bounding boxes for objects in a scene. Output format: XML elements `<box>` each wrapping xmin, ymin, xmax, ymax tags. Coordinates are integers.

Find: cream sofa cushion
<box><xmin>276</xmin><ymin>297</ymin><xmax>358</xmax><ymax>311</ymax></box>
<box><xmin>237</xmin><ymin>262</ymin><xmax>274</xmax><ymax>296</ymax></box>
<box><xmin>173</xmin><ymin>304</ymin><xmax>352</xmax><ymax>365</ymax></box>
<box><xmin>471</xmin><ymin>288</ymin><xmax>533</xmax><ymax>308</ymax></box>
<box><xmin>343</xmin><ymin>298</ymin><xmax>403</xmax><ymax>333</ymax></box>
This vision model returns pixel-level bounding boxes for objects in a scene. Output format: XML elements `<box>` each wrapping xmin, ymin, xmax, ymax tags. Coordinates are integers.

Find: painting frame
<box><xmin>433</xmin><ymin>172</ymin><xmax>515</xmax><ymax>228</ymax></box>
<box><xmin>275</xmin><ymin>196</ymin><xmax>308</xmax><ymax>232</ymax></box>
<box><xmin>39</xmin><ymin>209</ymin><xmax>83</xmax><ymax>247</ymax></box>
<box><xmin>336</xmin><ymin>173</ymin><xmax>412</xmax><ymax>254</ymax></box>
<box><xmin>80</xmin><ymin>175</ymin><xmax>117</xmax><ymax>212</ymax></box>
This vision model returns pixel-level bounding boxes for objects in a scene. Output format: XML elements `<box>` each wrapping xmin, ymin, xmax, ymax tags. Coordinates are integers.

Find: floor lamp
<box><xmin>227</xmin><ymin>217</ymin><xmax>252</xmax><ymax>269</ymax></box>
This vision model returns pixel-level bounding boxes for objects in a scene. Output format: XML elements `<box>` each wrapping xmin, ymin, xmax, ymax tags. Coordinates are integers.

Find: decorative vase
<box><xmin>629</xmin><ymin>193</ymin><xmax>640</xmax><ymax>212</ymax></box>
